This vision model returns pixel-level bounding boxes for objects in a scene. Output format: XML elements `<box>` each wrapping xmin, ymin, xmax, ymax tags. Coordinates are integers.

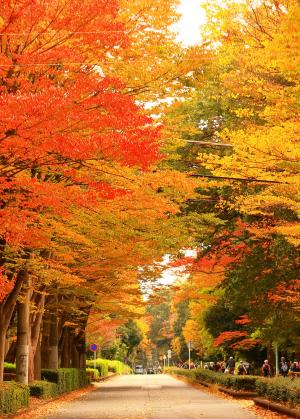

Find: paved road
<box><xmin>46</xmin><ymin>374</ymin><xmax>257</xmax><ymax>419</ymax></box>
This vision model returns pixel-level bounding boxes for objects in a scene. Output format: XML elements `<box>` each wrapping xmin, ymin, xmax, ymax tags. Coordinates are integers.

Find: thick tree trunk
<box><xmin>72</xmin><ymin>343</ymin><xmax>79</xmax><ymax>368</ymax></box>
<box><xmin>16</xmin><ymin>277</ymin><xmax>32</xmax><ymax>384</ymax></box>
<box><xmin>48</xmin><ymin>311</ymin><xmax>59</xmax><ymax>369</ymax></box>
<box><xmin>0</xmin><ymin>269</ymin><xmax>27</xmax><ymax>382</ymax></box>
<box><xmin>60</xmin><ymin>327</ymin><xmax>71</xmax><ymax>368</ymax></box>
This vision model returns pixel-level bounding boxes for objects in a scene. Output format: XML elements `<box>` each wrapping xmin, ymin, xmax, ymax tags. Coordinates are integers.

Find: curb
<box><xmin>218</xmin><ymin>387</ymin><xmax>257</xmax><ymax>398</ymax></box>
<box><xmin>254</xmin><ymin>397</ymin><xmax>300</xmax><ymax>418</ymax></box>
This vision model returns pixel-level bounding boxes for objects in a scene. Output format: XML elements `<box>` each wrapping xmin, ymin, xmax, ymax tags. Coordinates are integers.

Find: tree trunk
<box><xmin>0</xmin><ymin>269</ymin><xmax>27</xmax><ymax>381</ymax></box>
<box><xmin>28</xmin><ymin>293</ymin><xmax>45</xmax><ymax>382</ymax></box>
<box><xmin>60</xmin><ymin>327</ymin><xmax>71</xmax><ymax>368</ymax></box>
<box><xmin>48</xmin><ymin>311</ymin><xmax>59</xmax><ymax>369</ymax></box>
<box><xmin>0</xmin><ymin>321</ymin><xmax>6</xmax><ymax>382</ymax></box>
<box><xmin>34</xmin><ymin>335</ymin><xmax>41</xmax><ymax>380</ymax></box>
<box><xmin>16</xmin><ymin>277</ymin><xmax>32</xmax><ymax>384</ymax></box>
<box><xmin>41</xmin><ymin>315</ymin><xmax>50</xmax><ymax>369</ymax></box>
<box><xmin>5</xmin><ymin>340</ymin><xmax>16</xmax><ymax>364</ymax></box>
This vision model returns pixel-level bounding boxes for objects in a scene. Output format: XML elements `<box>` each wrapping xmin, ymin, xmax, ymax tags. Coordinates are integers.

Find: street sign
<box><xmin>89</xmin><ymin>343</ymin><xmax>98</xmax><ymax>352</ymax></box>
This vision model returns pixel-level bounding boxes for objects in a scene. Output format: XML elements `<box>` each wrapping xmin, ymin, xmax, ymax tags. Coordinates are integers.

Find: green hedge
<box><xmin>41</xmin><ymin>368</ymin><xmax>89</xmax><ymax>394</ymax></box>
<box><xmin>4</xmin><ymin>362</ymin><xmax>16</xmax><ymax>372</ymax></box>
<box><xmin>166</xmin><ymin>368</ymin><xmax>257</xmax><ymax>391</ymax></box>
<box><xmin>86</xmin><ymin>368</ymin><xmax>100</xmax><ymax>381</ymax></box>
<box><xmin>29</xmin><ymin>380</ymin><xmax>58</xmax><ymax>399</ymax></box>
<box><xmin>167</xmin><ymin>367</ymin><xmax>300</xmax><ymax>408</ymax></box>
<box><xmin>0</xmin><ymin>381</ymin><xmax>30</xmax><ymax>414</ymax></box>
<box><xmin>86</xmin><ymin>359</ymin><xmax>108</xmax><ymax>377</ymax></box>
<box><xmin>256</xmin><ymin>377</ymin><xmax>300</xmax><ymax>407</ymax></box>
<box><xmin>107</xmin><ymin>360</ymin><xmax>131</xmax><ymax>374</ymax></box>
<box><xmin>195</xmin><ymin>369</ymin><xmax>257</xmax><ymax>391</ymax></box>
<box><xmin>86</xmin><ymin>359</ymin><xmax>130</xmax><ymax>376</ymax></box>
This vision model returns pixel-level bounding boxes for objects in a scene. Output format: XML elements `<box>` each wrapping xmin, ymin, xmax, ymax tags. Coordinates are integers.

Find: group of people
<box><xmin>202</xmin><ymin>356</ymin><xmax>300</xmax><ymax>377</ymax></box>
<box><xmin>261</xmin><ymin>358</ymin><xmax>300</xmax><ymax>377</ymax></box>
<box><xmin>203</xmin><ymin>357</ymin><xmax>251</xmax><ymax>375</ymax></box>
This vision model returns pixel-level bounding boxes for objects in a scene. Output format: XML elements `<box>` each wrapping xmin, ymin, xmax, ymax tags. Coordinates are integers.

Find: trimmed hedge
<box><xmin>107</xmin><ymin>360</ymin><xmax>131</xmax><ymax>375</ymax></box>
<box><xmin>256</xmin><ymin>377</ymin><xmax>300</xmax><ymax>408</ymax></box>
<box><xmin>167</xmin><ymin>367</ymin><xmax>300</xmax><ymax>408</ymax></box>
<box><xmin>86</xmin><ymin>359</ymin><xmax>131</xmax><ymax>376</ymax></box>
<box><xmin>166</xmin><ymin>367</ymin><xmax>257</xmax><ymax>391</ymax></box>
<box><xmin>0</xmin><ymin>381</ymin><xmax>30</xmax><ymax>414</ymax></box>
<box><xmin>29</xmin><ymin>380</ymin><xmax>58</xmax><ymax>399</ymax></box>
<box><xmin>86</xmin><ymin>359</ymin><xmax>108</xmax><ymax>377</ymax></box>
<box><xmin>4</xmin><ymin>362</ymin><xmax>16</xmax><ymax>372</ymax></box>
<box><xmin>41</xmin><ymin>368</ymin><xmax>89</xmax><ymax>394</ymax></box>
<box><xmin>86</xmin><ymin>368</ymin><xmax>100</xmax><ymax>381</ymax></box>
<box><xmin>195</xmin><ymin>369</ymin><xmax>257</xmax><ymax>391</ymax></box>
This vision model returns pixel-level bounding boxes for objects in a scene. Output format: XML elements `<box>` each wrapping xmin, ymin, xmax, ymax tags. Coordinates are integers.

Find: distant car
<box><xmin>147</xmin><ymin>367</ymin><xmax>155</xmax><ymax>374</ymax></box>
<box><xmin>134</xmin><ymin>365</ymin><xmax>144</xmax><ymax>374</ymax></box>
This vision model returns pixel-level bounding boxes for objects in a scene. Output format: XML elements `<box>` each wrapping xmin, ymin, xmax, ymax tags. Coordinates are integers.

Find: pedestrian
<box><xmin>290</xmin><ymin>361</ymin><xmax>299</xmax><ymax>372</ymax></box>
<box><xmin>279</xmin><ymin>357</ymin><xmax>289</xmax><ymax>377</ymax></box>
<box><xmin>261</xmin><ymin>360</ymin><xmax>271</xmax><ymax>377</ymax></box>
<box><xmin>220</xmin><ymin>361</ymin><xmax>226</xmax><ymax>373</ymax></box>
<box><xmin>244</xmin><ymin>362</ymin><xmax>251</xmax><ymax>375</ymax></box>
<box><xmin>237</xmin><ymin>361</ymin><xmax>247</xmax><ymax>375</ymax></box>
<box><xmin>226</xmin><ymin>357</ymin><xmax>235</xmax><ymax>374</ymax></box>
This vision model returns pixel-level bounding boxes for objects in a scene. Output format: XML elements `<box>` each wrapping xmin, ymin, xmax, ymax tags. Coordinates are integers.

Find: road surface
<box><xmin>45</xmin><ymin>373</ymin><xmax>257</xmax><ymax>419</ymax></box>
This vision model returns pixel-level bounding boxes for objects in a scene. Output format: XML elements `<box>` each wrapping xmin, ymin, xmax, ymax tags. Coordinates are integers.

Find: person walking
<box><xmin>279</xmin><ymin>357</ymin><xmax>289</xmax><ymax>377</ymax></box>
<box><xmin>226</xmin><ymin>357</ymin><xmax>235</xmax><ymax>374</ymax></box>
<box><xmin>237</xmin><ymin>361</ymin><xmax>247</xmax><ymax>375</ymax></box>
<box><xmin>261</xmin><ymin>360</ymin><xmax>271</xmax><ymax>377</ymax></box>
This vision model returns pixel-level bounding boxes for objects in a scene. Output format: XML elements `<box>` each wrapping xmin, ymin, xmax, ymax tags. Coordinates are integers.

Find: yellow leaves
<box><xmin>233</xmin><ymin>108</ymin><xmax>254</xmax><ymax>118</ymax></box>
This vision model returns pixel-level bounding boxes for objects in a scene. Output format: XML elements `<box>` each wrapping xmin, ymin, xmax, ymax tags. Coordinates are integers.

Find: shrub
<box><xmin>0</xmin><ymin>381</ymin><xmax>29</xmax><ymax>414</ymax></box>
<box><xmin>29</xmin><ymin>381</ymin><xmax>58</xmax><ymax>399</ymax></box>
<box><xmin>86</xmin><ymin>368</ymin><xmax>100</xmax><ymax>381</ymax></box>
<box><xmin>167</xmin><ymin>368</ymin><xmax>257</xmax><ymax>391</ymax></box>
<box><xmin>256</xmin><ymin>377</ymin><xmax>300</xmax><ymax>407</ymax></box>
<box><xmin>4</xmin><ymin>362</ymin><xmax>16</xmax><ymax>372</ymax></box>
<box><xmin>107</xmin><ymin>360</ymin><xmax>131</xmax><ymax>375</ymax></box>
<box><xmin>41</xmin><ymin>368</ymin><xmax>89</xmax><ymax>394</ymax></box>
<box><xmin>86</xmin><ymin>358</ymin><xmax>131</xmax><ymax>376</ymax></box>
<box><xmin>86</xmin><ymin>359</ymin><xmax>109</xmax><ymax>377</ymax></box>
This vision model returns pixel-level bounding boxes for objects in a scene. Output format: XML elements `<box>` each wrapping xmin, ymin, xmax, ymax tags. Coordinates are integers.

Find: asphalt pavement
<box><xmin>45</xmin><ymin>373</ymin><xmax>258</xmax><ymax>419</ymax></box>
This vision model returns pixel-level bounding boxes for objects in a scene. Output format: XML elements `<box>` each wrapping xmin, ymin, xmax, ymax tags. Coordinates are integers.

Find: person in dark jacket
<box><xmin>226</xmin><ymin>357</ymin><xmax>235</xmax><ymax>374</ymax></box>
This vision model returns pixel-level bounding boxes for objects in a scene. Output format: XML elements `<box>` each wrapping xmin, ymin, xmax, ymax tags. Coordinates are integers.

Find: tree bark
<box><xmin>60</xmin><ymin>327</ymin><xmax>71</xmax><ymax>368</ymax></box>
<box><xmin>48</xmin><ymin>293</ymin><xmax>59</xmax><ymax>370</ymax></box>
<box><xmin>16</xmin><ymin>275</ymin><xmax>32</xmax><ymax>384</ymax></box>
<box><xmin>0</xmin><ymin>269</ymin><xmax>27</xmax><ymax>382</ymax></box>
<box><xmin>41</xmin><ymin>315</ymin><xmax>50</xmax><ymax>369</ymax></box>
<box><xmin>28</xmin><ymin>292</ymin><xmax>45</xmax><ymax>382</ymax></box>
<box><xmin>5</xmin><ymin>340</ymin><xmax>16</xmax><ymax>364</ymax></box>
<box><xmin>34</xmin><ymin>335</ymin><xmax>41</xmax><ymax>380</ymax></box>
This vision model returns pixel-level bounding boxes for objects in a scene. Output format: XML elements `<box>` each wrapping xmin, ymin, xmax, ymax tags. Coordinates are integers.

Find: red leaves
<box><xmin>0</xmin><ymin>0</ymin><xmax>162</xmax><ymax>249</ymax></box>
<box><xmin>235</xmin><ymin>315</ymin><xmax>252</xmax><ymax>325</ymax></box>
<box><xmin>0</xmin><ymin>268</ymin><xmax>13</xmax><ymax>302</ymax></box>
<box><xmin>213</xmin><ymin>331</ymin><xmax>247</xmax><ymax>347</ymax></box>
